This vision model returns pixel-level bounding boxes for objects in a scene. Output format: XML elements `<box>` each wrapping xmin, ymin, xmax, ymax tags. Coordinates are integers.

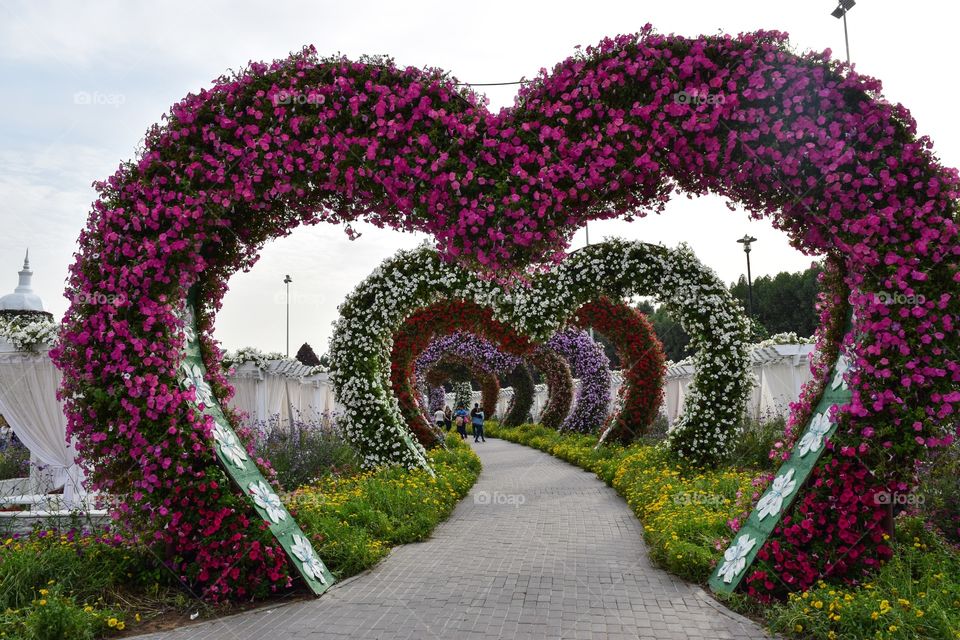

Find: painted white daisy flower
<box><xmin>757</xmin><ymin>468</ymin><xmax>798</xmax><ymax>520</ymax></box>
<box><xmin>180</xmin><ymin>362</ymin><xmax>215</xmax><ymax>407</ymax></box>
<box><xmin>249</xmin><ymin>480</ymin><xmax>286</xmax><ymax>523</ymax></box>
<box><xmin>181</xmin><ymin>306</ymin><xmax>197</xmax><ymax>344</ymax></box>
<box><xmin>717</xmin><ymin>534</ymin><xmax>757</xmax><ymax>584</ymax></box>
<box><xmin>831</xmin><ymin>354</ymin><xmax>850</xmax><ymax>391</ymax></box>
<box><xmin>799</xmin><ymin>410</ymin><xmax>834</xmax><ymax>457</ymax></box>
<box><xmin>290</xmin><ymin>534</ymin><xmax>327</xmax><ymax>584</ymax></box>
<box><xmin>212</xmin><ymin>423</ymin><xmax>247</xmax><ymax>468</ymax></box>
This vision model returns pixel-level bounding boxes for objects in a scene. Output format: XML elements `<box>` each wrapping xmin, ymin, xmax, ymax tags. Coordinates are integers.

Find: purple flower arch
<box><xmin>416</xmin><ymin>332</ymin><xmax>528</xmax><ymax>423</ymax></box>
<box><xmin>427</xmin><ymin>385</ymin><xmax>446</xmax><ymax>414</ymax></box>
<box><xmin>424</xmin><ymin>355</ymin><xmax>502</xmax><ymax>418</ymax></box>
<box><xmin>52</xmin><ymin>28</ymin><xmax>959</xmax><ymax>598</ymax></box>
<box><xmin>416</xmin><ymin>332</ymin><xmax>521</xmax><ymax>382</ymax></box>
<box><xmin>546</xmin><ymin>329</ymin><xmax>612</xmax><ymax>433</ymax></box>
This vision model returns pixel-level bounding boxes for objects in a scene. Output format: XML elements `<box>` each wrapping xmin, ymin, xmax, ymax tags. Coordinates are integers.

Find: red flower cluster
<box><xmin>744</xmin><ymin>457</ymin><xmax>894</xmax><ymax>600</ymax></box>
<box><xmin>573</xmin><ymin>298</ymin><xmax>666</xmax><ymax>443</ymax></box>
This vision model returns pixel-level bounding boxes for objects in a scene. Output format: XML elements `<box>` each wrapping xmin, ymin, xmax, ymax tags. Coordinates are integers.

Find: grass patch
<box><xmin>766</xmin><ymin>516</ymin><xmax>960</xmax><ymax>639</ymax></box>
<box><xmin>0</xmin><ymin>531</ymin><xmax>171</xmax><ymax>639</ymax></box>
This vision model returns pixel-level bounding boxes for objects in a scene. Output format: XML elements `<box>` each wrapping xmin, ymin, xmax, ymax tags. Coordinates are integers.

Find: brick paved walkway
<box><xmin>136</xmin><ymin>438</ymin><xmax>770</xmax><ymax>639</ymax></box>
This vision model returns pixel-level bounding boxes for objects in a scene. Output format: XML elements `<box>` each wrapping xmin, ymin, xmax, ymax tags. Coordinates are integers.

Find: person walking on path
<box><xmin>454</xmin><ymin>406</ymin><xmax>469</xmax><ymax>439</ymax></box>
<box><xmin>433</xmin><ymin>408</ymin><xmax>446</xmax><ymax>430</ymax></box>
<box><xmin>471</xmin><ymin>403</ymin><xmax>486</xmax><ymax>443</ymax></box>
<box><xmin>443</xmin><ymin>405</ymin><xmax>452</xmax><ymax>431</ymax></box>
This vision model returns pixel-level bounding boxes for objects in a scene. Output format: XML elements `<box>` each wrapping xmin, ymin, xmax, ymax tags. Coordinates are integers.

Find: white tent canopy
<box><xmin>226</xmin><ymin>360</ymin><xmax>339</xmax><ymax>430</ymax></box>
<box><xmin>663</xmin><ymin>343</ymin><xmax>815</xmax><ymax>425</ymax></box>
<box><xmin>0</xmin><ymin>339</ymin><xmax>86</xmax><ymax>508</ymax></box>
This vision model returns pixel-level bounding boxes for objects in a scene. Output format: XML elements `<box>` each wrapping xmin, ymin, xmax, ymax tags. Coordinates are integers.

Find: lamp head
<box><xmin>832</xmin><ymin>0</ymin><xmax>855</xmax><ymax>18</ymax></box>
<box><xmin>736</xmin><ymin>234</ymin><xmax>758</xmax><ymax>252</ymax></box>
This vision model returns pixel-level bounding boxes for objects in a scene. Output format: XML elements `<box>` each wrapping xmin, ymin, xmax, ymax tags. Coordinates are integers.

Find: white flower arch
<box><xmin>330</xmin><ymin>239</ymin><xmax>751</xmax><ymax>468</ymax></box>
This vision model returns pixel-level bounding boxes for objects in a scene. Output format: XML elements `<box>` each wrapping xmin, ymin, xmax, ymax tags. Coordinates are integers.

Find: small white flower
<box><xmin>798</xmin><ymin>410</ymin><xmax>834</xmax><ymax>457</ymax></box>
<box><xmin>717</xmin><ymin>534</ymin><xmax>757</xmax><ymax>584</ymax></box>
<box><xmin>757</xmin><ymin>468</ymin><xmax>798</xmax><ymax>520</ymax></box>
<box><xmin>290</xmin><ymin>533</ymin><xmax>327</xmax><ymax>584</ymax></box>
<box><xmin>213</xmin><ymin>423</ymin><xmax>247</xmax><ymax>468</ymax></box>
<box><xmin>249</xmin><ymin>480</ymin><xmax>286</xmax><ymax>523</ymax></box>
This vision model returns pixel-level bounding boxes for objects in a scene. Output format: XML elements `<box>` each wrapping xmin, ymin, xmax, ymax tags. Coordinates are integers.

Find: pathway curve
<box><xmin>136</xmin><ymin>438</ymin><xmax>770</xmax><ymax>639</ymax></box>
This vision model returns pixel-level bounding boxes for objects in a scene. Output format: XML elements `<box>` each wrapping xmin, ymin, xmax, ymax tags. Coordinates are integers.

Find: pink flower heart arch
<box><xmin>54</xmin><ymin>26</ymin><xmax>958</xmax><ymax>601</ymax></box>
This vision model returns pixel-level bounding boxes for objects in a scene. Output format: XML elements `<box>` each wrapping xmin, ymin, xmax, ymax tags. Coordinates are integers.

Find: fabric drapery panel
<box><xmin>609</xmin><ymin>371</ymin><xmax>624</xmax><ymax>416</ymax></box>
<box><xmin>663</xmin><ymin>378</ymin><xmax>693</xmax><ymax>425</ymax></box>
<box><xmin>531</xmin><ymin>384</ymin><xmax>548</xmax><ymax>422</ymax></box>
<box><xmin>305</xmin><ymin>382</ymin><xmax>335</xmax><ymax>424</ymax></box>
<box><xmin>284</xmin><ymin>378</ymin><xmax>301</xmax><ymax>428</ymax></box>
<box><xmin>226</xmin><ymin>378</ymin><xmax>259</xmax><ymax>425</ymax></box>
<box><xmin>0</xmin><ymin>347</ymin><xmax>86</xmax><ymax>507</ymax></box>
<box><xmin>496</xmin><ymin>388</ymin><xmax>513</xmax><ymax>419</ymax></box>
<box><xmin>261</xmin><ymin>376</ymin><xmax>288</xmax><ymax>431</ymax></box>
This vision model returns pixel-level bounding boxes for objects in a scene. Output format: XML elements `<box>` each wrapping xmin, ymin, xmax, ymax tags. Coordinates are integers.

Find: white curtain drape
<box><xmin>0</xmin><ymin>344</ymin><xmax>85</xmax><ymax>507</ymax></box>
<box><xmin>227</xmin><ymin>378</ymin><xmax>259</xmax><ymax>425</ymax></box>
<box><xmin>496</xmin><ymin>388</ymin><xmax>513</xmax><ymax>419</ymax></box>
<box><xmin>284</xmin><ymin>378</ymin><xmax>301</xmax><ymax>428</ymax></box>
<box><xmin>262</xmin><ymin>376</ymin><xmax>288</xmax><ymax>431</ymax></box>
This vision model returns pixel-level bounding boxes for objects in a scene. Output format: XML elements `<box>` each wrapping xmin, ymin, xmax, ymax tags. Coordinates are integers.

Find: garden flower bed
<box><xmin>0</xmin><ymin>437</ymin><xmax>480</xmax><ymax>639</ymax></box>
<box><xmin>485</xmin><ymin>423</ymin><xmax>960</xmax><ymax>639</ymax></box>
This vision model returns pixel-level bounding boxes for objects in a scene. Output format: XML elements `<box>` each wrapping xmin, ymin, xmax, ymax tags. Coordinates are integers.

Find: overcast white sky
<box><xmin>1</xmin><ymin>0</ymin><xmax>957</xmax><ymax>355</ymax></box>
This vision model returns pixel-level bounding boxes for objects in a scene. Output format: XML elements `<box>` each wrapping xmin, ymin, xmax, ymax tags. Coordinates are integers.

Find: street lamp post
<box><xmin>585</xmin><ymin>224</ymin><xmax>594</xmax><ymax>341</ymax></box>
<box><xmin>831</xmin><ymin>0</ymin><xmax>856</xmax><ymax>65</ymax></box>
<box><xmin>736</xmin><ymin>235</ymin><xmax>757</xmax><ymax>318</ymax></box>
<box><xmin>284</xmin><ymin>274</ymin><xmax>292</xmax><ymax>357</ymax></box>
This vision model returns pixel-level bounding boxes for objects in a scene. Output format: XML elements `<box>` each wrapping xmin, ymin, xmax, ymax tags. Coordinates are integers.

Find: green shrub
<box><xmin>251</xmin><ymin>418</ymin><xmax>359</xmax><ymax>489</ymax></box>
<box><xmin>918</xmin><ymin>444</ymin><xmax>960</xmax><ymax>544</ymax></box>
<box><xmin>730</xmin><ymin>415</ymin><xmax>787</xmax><ymax>471</ymax></box>
<box><xmin>0</xmin><ymin>583</ymin><xmax>127</xmax><ymax>639</ymax></box>
<box><xmin>0</xmin><ymin>439</ymin><xmax>29</xmax><ymax>481</ymax></box>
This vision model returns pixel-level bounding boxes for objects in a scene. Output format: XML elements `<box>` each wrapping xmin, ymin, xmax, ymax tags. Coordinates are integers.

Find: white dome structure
<box><xmin>0</xmin><ymin>251</ymin><xmax>45</xmax><ymax>312</ymax></box>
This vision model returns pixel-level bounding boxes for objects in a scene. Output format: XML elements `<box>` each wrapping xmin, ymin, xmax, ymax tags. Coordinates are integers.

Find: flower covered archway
<box><xmin>55</xmin><ymin>28</ymin><xmax>958</xmax><ymax>599</ymax></box>
<box><xmin>331</xmin><ymin>239</ymin><xmax>750</xmax><ymax>467</ymax></box>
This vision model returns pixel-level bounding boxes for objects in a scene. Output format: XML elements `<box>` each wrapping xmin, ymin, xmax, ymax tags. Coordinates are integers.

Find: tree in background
<box><xmin>295</xmin><ymin>342</ymin><xmax>322</xmax><ymax>366</ymax></box>
<box><xmin>642</xmin><ymin>302</ymin><xmax>692</xmax><ymax>363</ymax></box>
<box><xmin>591</xmin><ymin>302</ymin><xmax>691</xmax><ymax>364</ymax></box>
<box><xmin>630</xmin><ymin>264</ymin><xmax>821</xmax><ymax>363</ymax></box>
<box><xmin>730</xmin><ymin>264</ymin><xmax>822</xmax><ymax>338</ymax></box>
